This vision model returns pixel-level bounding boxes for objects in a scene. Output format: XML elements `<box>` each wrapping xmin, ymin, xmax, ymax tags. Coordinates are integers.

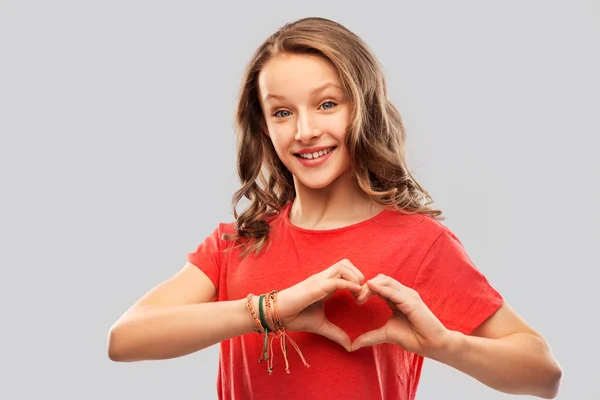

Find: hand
<box><xmin>276</xmin><ymin>259</ymin><xmax>364</xmax><ymax>352</ymax></box>
<box><xmin>351</xmin><ymin>274</ymin><xmax>450</xmax><ymax>358</ymax></box>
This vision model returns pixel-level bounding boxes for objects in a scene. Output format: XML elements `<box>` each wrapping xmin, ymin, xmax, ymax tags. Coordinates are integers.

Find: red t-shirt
<box><xmin>187</xmin><ymin>202</ymin><xmax>504</xmax><ymax>400</ymax></box>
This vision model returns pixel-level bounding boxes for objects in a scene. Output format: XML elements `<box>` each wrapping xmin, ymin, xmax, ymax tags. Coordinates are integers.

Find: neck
<box><xmin>289</xmin><ymin>169</ymin><xmax>385</xmax><ymax>230</ymax></box>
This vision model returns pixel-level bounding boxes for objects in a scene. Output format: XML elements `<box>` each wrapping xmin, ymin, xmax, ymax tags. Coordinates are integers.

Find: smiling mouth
<box><xmin>294</xmin><ymin>146</ymin><xmax>337</xmax><ymax>160</ymax></box>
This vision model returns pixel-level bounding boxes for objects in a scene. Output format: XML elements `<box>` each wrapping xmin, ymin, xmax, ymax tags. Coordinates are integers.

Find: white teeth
<box><xmin>299</xmin><ymin>147</ymin><xmax>334</xmax><ymax>159</ymax></box>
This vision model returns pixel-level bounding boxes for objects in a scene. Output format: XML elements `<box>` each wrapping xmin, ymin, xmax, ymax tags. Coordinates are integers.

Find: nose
<box><xmin>294</xmin><ymin>112</ymin><xmax>322</xmax><ymax>143</ymax></box>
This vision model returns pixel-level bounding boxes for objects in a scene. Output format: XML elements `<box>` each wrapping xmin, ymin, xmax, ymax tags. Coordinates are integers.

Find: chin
<box><xmin>299</xmin><ymin>179</ymin><xmax>335</xmax><ymax>190</ymax></box>
<box><xmin>288</xmin><ymin>159</ymin><xmax>353</xmax><ymax>191</ymax></box>
<box><xmin>293</xmin><ymin>171</ymin><xmax>347</xmax><ymax>191</ymax></box>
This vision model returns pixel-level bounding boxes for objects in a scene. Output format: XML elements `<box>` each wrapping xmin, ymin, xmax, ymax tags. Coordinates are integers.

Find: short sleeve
<box><xmin>186</xmin><ymin>224</ymin><xmax>227</xmax><ymax>293</ymax></box>
<box><xmin>411</xmin><ymin>228</ymin><xmax>504</xmax><ymax>335</ymax></box>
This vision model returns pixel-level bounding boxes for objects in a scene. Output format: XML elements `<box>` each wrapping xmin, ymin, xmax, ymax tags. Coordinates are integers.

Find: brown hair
<box><xmin>223</xmin><ymin>16</ymin><xmax>444</xmax><ymax>257</ymax></box>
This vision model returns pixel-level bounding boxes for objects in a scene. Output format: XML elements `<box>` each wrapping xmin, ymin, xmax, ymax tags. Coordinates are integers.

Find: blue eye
<box><xmin>274</xmin><ymin>110</ymin><xmax>291</xmax><ymax>118</ymax></box>
<box><xmin>320</xmin><ymin>101</ymin><xmax>337</xmax><ymax>110</ymax></box>
<box><xmin>273</xmin><ymin>101</ymin><xmax>337</xmax><ymax>118</ymax></box>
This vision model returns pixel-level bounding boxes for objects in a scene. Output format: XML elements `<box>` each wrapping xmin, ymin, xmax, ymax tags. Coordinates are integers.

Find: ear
<box><xmin>261</xmin><ymin>122</ymin><xmax>270</xmax><ymax>137</ymax></box>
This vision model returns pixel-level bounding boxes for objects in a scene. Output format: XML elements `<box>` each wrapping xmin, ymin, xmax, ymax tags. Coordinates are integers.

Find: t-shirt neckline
<box><xmin>280</xmin><ymin>201</ymin><xmax>393</xmax><ymax>235</ymax></box>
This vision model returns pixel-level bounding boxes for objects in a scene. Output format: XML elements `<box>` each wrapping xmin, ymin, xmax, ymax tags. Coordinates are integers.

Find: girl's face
<box><xmin>258</xmin><ymin>53</ymin><xmax>352</xmax><ymax>190</ymax></box>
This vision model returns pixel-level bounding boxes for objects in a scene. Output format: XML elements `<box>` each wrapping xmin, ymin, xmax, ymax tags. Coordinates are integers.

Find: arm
<box><xmin>430</xmin><ymin>303</ymin><xmax>562</xmax><ymax>399</ymax></box>
<box><xmin>107</xmin><ymin>262</ymin><xmax>259</xmax><ymax>362</ymax></box>
<box><xmin>352</xmin><ymin>276</ymin><xmax>562</xmax><ymax>399</ymax></box>
<box><xmin>108</xmin><ymin>259</ymin><xmax>365</xmax><ymax>362</ymax></box>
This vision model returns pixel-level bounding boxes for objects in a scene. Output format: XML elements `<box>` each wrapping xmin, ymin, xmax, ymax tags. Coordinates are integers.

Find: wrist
<box><xmin>428</xmin><ymin>329</ymin><xmax>465</xmax><ymax>363</ymax></box>
<box><xmin>251</xmin><ymin>293</ymin><xmax>277</xmax><ymax>332</ymax></box>
<box><xmin>259</xmin><ymin>294</ymin><xmax>277</xmax><ymax>331</ymax></box>
<box><xmin>243</xmin><ymin>294</ymin><xmax>266</xmax><ymax>334</ymax></box>
<box><xmin>252</xmin><ymin>296</ymin><xmax>261</xmax><ymax>327</ymax></box>
<box><xmin>274</xmin><ymin>288</ymin><xmax>295</xmax><ymax>327</ymax></box>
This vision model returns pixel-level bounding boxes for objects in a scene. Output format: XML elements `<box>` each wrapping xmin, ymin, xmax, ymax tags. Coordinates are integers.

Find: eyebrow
<box><xmin>263</xmin><ymin>82</ymin><xmax>343</xmax><ymax>101</ymax></box>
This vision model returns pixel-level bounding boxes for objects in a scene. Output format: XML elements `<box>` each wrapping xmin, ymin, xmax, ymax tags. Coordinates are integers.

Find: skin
<box><xmin>108</xmin><ymin>51</ymin><xmax>562</xmax><ymax>399</ymax></box>
<box><xmin>258</xmin><ymin>52</ymin><xmax>562</xmax><ymax>398</ymax></box>
<box><xmin>258</xmin><ymin>52</ymin><xmax>385</xmax><ymax>230</ymax></box>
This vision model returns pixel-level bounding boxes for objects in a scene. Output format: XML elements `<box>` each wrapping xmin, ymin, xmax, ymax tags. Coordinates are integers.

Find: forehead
<box><xmin>258</xmin><ymin>53</ymin><xmax>342</xmax><ymax>100</ymax></box>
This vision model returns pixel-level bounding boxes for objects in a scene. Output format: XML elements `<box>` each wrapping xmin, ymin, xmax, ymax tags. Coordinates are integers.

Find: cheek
<box><xmin>267</xmin><ymin>131</ymin><xmax>284</xmax><ymax>151</ymax></box>
<box><xmin>329</xmin><ymin>108</ymin><xmax>350</xmax><ymax>136</ymax></box>
<box><xmin>267</xmin><ymin>125</ymin><xmax>294</xmax><ymax>148</ymax></box>
<box><xmin>328</xmin><ymin>123</ymin><xmax>349</xmax><ymax>145</ymax></box>
<box><xmin>266</xmin><ymin>130</ymin><xmax>293</xmax><ymax>163</ymax></box>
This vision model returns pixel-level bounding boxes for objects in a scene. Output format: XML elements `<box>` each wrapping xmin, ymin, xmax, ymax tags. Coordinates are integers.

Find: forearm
<box><xmin>108</xmin><ymin>298</ymin><xmax>257</xmax><ymax>362</ymax></box>
<box><xmin>430</xmin><ymin>331</ymin><xmax>562</xmax><ymax>399</ymax></box>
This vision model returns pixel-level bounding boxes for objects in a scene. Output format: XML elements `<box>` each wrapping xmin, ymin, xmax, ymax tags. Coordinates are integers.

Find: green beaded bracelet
<box><xmin>258</xmin><ymin>294</ymin><xmax>270</xmax><ymax>333</ymax></box>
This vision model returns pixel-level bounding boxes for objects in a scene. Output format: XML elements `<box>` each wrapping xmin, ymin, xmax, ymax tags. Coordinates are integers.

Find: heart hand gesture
<box><xmin>351</xmin><ymin>274</ymin><xmax>450</xmax><ymax>358</ymax></box>
<box><xmin>275</xmin><ymin>259</ymin><xmax>364</xmax><ymax>352</ymax></box>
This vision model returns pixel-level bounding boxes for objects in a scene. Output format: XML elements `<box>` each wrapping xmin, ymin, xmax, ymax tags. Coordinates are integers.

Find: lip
<box><xmin>293</xmin><ymin>145</ymin><xmax>337</xmax><ymax>155</ymax></box>
<box><xmin>294</xmin><ymin>147</ymin><xmax>336</xmax><ymax>167</ymax></box>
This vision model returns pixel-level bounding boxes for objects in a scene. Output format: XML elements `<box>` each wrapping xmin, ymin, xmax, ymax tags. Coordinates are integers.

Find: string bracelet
<box><xmin>246</xmin><ymin>290</ymin><xmax>310</xmax><ymax>374</ymax></box>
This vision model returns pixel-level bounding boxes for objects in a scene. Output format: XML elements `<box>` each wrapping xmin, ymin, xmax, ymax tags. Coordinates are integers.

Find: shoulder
<box><xmin>212</xmin><ymin>208</ymin><xmax>284</xmax><ymax>246</ymax></box>
<box><xmin>378</xmin><ymin>207</ymin><xmax>449</xmax><ymax>242</ymax></box>
<box><xmin>215</xmin><ymin>221</ymin><xmax>237</xmax><ymax>239</ymax></box>
<box><xmin>215</xmin><ymin>207</ymin><xmax>285</xmax><ymax>238</ymax></box>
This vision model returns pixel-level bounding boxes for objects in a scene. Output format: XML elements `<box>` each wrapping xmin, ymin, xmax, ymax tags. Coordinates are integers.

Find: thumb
<box><xmin>351</xmin><ymin>327</ymin><xmax>388</xmax><ymax>351</ymax></box>
<box><xmin>315</xmin><ymin>319</ymin><xmax>352</xmax><ymax>352</ymax></box>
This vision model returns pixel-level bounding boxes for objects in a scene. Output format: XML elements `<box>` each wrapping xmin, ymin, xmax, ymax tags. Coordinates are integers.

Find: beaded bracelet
<box><xmin>245</xmin><ymin>290</ymin><xmax>310</xmax><ymax>374</ymax></box>
<box><xmin>258</xmin><ymin>294</ymin><xmax>270</xmax><ymax>362</ymax></box>
<box><xmin>245</xmin><ymin>293</ymin><xmax>264</xmax><ymax>334</ymax></box>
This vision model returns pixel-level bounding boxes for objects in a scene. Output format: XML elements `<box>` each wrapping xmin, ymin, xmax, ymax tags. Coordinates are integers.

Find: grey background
<box><xmin>1</xmin><ymin>1</ymin><xmax>598</xmax><ymax>399</ymax></box>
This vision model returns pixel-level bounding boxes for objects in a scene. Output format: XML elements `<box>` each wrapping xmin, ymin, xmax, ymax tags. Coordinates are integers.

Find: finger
<box><xmin>337</xmin><ymin>259</ymin><xmax>365</xmax><ymax>284</ymax></box>
<box><xmin>334</xmin><ymin>262</ymin><xmax>362</xmax><ymax>284</ymax></box>
<box><xmin>316</xmin><ymin>319</ymin><xmax>352</xmax><ymax>352</ymax></box>
<box><xmin>321</xmin><ymin>278</ymin><xmax>362</xmax><ymax>295</ymax></box>
<box><xmin>355</xmin><ymin>282</ymin><xmax>375</xmax><ymax>304</ymax></box>
<box><xmin>325</xmin><ymin>262</ymin><xmax>363</xmax><ymax>286</ymax></box>
<box><xmin>367</xmin><ymin>278</ymin><xmax>417</xmax><ymax>305</ymax></box>
<box><xmin>370</xmin><ymin>274</ymin><xmax>408</xmax><ymax>290</ymax></box>
<box><xmin>356</xmin><ymin>273</ymin><xmax>403</xmax><ymax>304</ymax></box>
<box><xmin>351</xmin><ymin>326</ymin><xmax>388</xmax><ymax>351</ymax></box>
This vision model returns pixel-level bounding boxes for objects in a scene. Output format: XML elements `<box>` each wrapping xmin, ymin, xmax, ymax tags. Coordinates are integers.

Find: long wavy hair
<box><xmin>223</xmin><ymin>16</ymin><xmax>444</xmax><ymax>257</ymax></box>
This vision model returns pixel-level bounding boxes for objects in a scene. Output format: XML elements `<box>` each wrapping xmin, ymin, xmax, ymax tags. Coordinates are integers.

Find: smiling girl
<box><xmin>108</xmin><ymin>17</ymin><xmax>562</xmax><ymax>400</ymax></box>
